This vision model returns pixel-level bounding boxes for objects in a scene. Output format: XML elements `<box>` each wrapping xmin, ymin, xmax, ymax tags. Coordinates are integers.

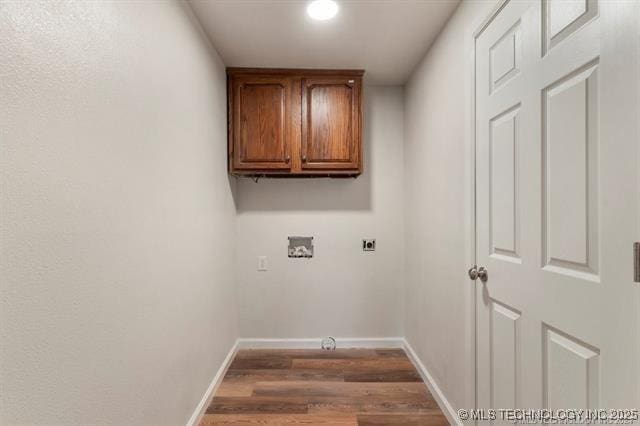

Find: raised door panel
<box><xmin>301</xmin><ymin>77</ymin><xmax>361</xmax><ymax>171</ymax></box>
<box><xmin>542</xmin><ymin>62</ymin><xmax>599</xmax><ymax>280</ymax></box>
<box><xmin>232</xmin><ymin>76</ymin><xmax>292</xmax><ymax>170</ymax></box>
<box><xmin>490</xmin><ymin>301</ymin><xmax>521</xmax><ymax>422</ymax></box>
<box><xmin>543</xmin><ymin>325</ymin><xmax>599</xmax><ymax>409</ymax></box>
<box><xmin>490</xmin><ymin>104</ymin><xmax>521</xmax><ymax>262</ymax></box>
<box><xmin>543</xmin><ymin>0</ymin><xmax>598</xmax><ymax>54</ymax></box>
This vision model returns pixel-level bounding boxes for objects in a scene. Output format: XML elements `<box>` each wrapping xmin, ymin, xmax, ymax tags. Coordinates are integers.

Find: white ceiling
<box><xmin>189</xmin><ymin>0</ymin><xmax>460</xmax><ymax>85</ymax></box>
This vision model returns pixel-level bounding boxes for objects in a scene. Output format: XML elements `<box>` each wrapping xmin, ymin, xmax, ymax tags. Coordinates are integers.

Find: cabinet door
<box><xmin>301</xmin><ymin>77</ymin><xmax>361</xmax><ymax>171</ymax></box>
<box><xmin>231</xmin><ymin>76</ymin><xmax>292</xmax><ymax>170</ymax></box>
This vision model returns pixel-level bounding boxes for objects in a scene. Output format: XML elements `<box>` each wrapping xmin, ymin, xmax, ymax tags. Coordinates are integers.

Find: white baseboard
<box><xmin>403</xmin><ymin>338</ymin><xmax>460</xmax><ymax>426</ymax></box>
<box><xmin>237</xmin><ymin>337</ymin><xmax>404</xmax><ymax>349</ymax></box>
<box><xmin>186</xmin><ymin>339</ymin><xmax>239</xmax><ymax>426</ymax></box>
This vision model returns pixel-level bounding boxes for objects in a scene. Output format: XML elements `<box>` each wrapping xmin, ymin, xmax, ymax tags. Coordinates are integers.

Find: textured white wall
<box><xmin>0</xmin><ymin>2</ymin><xmax>237</xmax><ymax>424</ymax></box>
<box><xmin>403</xmin><ymin>0</ymin><xmax>496</xmax><ymax>412</ymax></box>
<box><xmin>235</xmin><ymin>86</ymin><xmax>404</xmax><ymax>339</ymax></box>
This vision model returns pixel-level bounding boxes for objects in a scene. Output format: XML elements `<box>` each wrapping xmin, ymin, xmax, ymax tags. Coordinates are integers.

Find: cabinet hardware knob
<box><xmin>285</xmin><ymin>155</ymin><xmax>290</xmax><ymax>163</ymax></box>
<box><xmin>302</xmin><ymin>155</ymin><xmax>307</xmax><ymax>162</ymax></box>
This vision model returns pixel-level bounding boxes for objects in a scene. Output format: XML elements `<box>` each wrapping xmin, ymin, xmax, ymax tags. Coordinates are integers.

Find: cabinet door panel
<box><xmin>232</xmin><ymin>77</ymin><xmax>292</xmax><ymax>170</ymax></box>
<box><xmin>301</xmin><ymin>77</ymin><xmax>361</xmax><ymax>170</ymax></box>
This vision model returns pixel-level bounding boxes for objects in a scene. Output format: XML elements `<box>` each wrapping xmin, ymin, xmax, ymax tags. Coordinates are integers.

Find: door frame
<box><xmin>636</xmin><ymin>1</ymin><xmax>640</xmax><ymax>407</ymax></box>
<box><xmin>465</xmin><ymin>0</ymin><xmax>511</xmax><ymax>418</ymax></box>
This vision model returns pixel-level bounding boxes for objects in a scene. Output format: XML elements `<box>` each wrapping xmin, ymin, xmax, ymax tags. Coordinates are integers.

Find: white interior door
<box><xmin>474</xmin><ymin>0</ymin><xmax>639</xmax><ymax>417</ymax></box>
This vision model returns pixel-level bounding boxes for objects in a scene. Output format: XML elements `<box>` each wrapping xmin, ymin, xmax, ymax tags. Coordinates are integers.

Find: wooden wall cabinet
<box><xmin>228</xmin><ymin>68</ymin><xmax>364</xmax><ymax>176</ymax></box>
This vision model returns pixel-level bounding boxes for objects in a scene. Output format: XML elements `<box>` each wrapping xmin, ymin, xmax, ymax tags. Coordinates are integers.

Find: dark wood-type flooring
<box><xmin>200</xmin><ymin>348</ymin><xmax>449</xmax><ymax>425</ymax></box>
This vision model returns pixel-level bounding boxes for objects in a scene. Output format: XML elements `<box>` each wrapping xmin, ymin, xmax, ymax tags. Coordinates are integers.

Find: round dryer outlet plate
<box><xmin>321</xmin><ymin>336</ymin><xmax>336</xmax><ymax>350</ymax></box>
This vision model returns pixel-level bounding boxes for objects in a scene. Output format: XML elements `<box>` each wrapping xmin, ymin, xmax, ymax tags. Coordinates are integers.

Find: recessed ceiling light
<box><xmin>307</xmin><ymin>0</ymin><xmax>339</xmax><ymax>21</ymax></box>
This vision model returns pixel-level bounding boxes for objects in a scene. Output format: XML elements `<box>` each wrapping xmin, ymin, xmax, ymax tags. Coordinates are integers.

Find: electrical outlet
<box><xmin>363</xmin><ymin>239</ymin><xmax>376</xmax><ymax>251</ymax></box>
<box><xmin>257</xmin><ymin>256</ymin><xmax>268</xmax><ymax>271</ymax></box>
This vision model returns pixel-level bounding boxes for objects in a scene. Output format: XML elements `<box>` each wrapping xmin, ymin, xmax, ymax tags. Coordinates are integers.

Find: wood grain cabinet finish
<box><xmin>228</xmin><ymin>68</ymin><xmax>364</xmax><ymax>176</ymax></box>
<box><xmin>301</xmin><ymin>77</ymin><xmax>361</xmax><ymax>170</ymax></box>
<box><xmin>231</xmin><ymin>76</ymin><xmax>292</xmax><ymax>170</ymax></box>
